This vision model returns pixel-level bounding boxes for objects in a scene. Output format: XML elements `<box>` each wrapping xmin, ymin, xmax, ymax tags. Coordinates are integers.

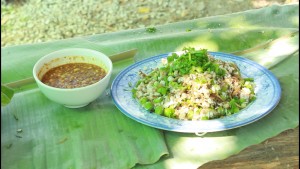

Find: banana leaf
<box><xmin>1</xmin><ymin>44</ymin><xmax>169</xmax><ymax>169</ymax></box>
<box><xmin>1</xmin><ymin>4</ymin><xmax>299</xmax><ymax>169</ymax></box>
<box><xmin>1</xmin><ymin>85</ymin><xmax>14</xmax><ymax>106</ymax></box>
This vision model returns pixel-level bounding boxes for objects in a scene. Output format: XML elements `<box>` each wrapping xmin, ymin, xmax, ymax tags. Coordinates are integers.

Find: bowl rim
<box><xmin>32</xmin><ymin>48</ymin><xmax>113</xmax><ymax>91</ymax></box>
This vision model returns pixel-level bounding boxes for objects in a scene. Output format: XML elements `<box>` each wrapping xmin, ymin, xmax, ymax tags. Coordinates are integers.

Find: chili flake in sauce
<box><xmin>41</xmin><ymin>63</ymin><xmax>107</xmax><ymax>89</ymax></box>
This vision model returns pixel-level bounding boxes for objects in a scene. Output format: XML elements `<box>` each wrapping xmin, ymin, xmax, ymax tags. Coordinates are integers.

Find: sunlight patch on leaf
<box><xmin>228</xmin><ymin>16</ymin><xmax>254</xmax><ymax>28</ymax></box>
<box><xmin>176</xmin><ymin>36</ymin><xmax>219</xmax><ymax>52</ymax></box>
<box><xmin>162</xmin><ymin>135</ymin><xmax>238</xmax><ymax>169</ymax></box>
<box><xmin>259</xmin><ymin>34</ymin><xmax>299</xmax><ymax>68</ymax></box>
<box><xmin>290</xmin><ymin>16</ymin><xmax>299</xmax><ymax>26</ymax></box>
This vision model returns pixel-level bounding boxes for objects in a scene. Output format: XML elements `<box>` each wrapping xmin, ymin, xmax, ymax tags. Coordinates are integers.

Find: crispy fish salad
<box><xmin>132</xmin><ymin>47</ymin><xmax>256</xmax><ymax>120</ymax></box>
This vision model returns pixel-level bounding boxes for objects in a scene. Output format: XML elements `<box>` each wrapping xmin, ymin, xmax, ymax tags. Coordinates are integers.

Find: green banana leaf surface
<box><xmin>1</xmin><ymin>4</ymin><xmax>299</xmax><ymax>169</ymax></box>
<box><xmin>1</xmin><ymin>85</ymin><xmax>14</xmax><ymax>106</ymax></box>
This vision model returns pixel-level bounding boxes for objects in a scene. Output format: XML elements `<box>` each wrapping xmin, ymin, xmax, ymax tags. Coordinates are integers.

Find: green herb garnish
<box><xmin>146</xmin><ymin>27</ymin><xmax>157</xmax><ymax>33</ymax></box>
<box><xmin>132</xmin><ymin>47</ymin><xmax>256</xmax><ymax>120</ymax></box>
<box><xmin>166</xmin><ymin>47</ymin><xmax>225</xmax><ymax>76</ymax></box>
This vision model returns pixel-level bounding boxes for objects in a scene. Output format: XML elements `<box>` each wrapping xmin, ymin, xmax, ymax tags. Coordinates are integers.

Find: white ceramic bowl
<box><xmin>33</xmin><ymin>48</ymin><xmax>113</xmax><ymax>108</ymax></box>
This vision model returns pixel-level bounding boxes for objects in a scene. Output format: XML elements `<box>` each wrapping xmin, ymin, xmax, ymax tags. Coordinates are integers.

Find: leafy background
<box><xmin>1</xmin><ymin>0</ymin><xmax>298</xmax><ymax>47</ymax></box>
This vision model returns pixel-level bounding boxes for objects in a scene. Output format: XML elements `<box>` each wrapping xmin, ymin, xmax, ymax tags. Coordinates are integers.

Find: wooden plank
<box><xmin>200</xmin><ymin>127</ymin><xmax>299</xmax><ymax>169</ymax></box>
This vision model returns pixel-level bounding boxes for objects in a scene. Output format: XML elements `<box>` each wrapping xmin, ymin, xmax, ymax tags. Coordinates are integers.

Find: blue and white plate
<box><xmin>111</xmin><ymin>52</ymin><xmax>281</xmax><ymax>133</ymax></box>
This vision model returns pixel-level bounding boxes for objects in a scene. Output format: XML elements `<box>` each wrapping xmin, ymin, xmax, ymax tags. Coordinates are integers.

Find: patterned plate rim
<box><xmin>111</xmin><ymin>51</ymin><xmax>281</xmax><ymax>133</ymax></box>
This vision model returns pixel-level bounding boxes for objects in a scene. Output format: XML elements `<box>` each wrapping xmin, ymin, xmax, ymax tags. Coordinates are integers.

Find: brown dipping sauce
<box><xmin>41</xmin><ymin>63</ymin><xmax>107</xmax><ymax>89</ymax></box>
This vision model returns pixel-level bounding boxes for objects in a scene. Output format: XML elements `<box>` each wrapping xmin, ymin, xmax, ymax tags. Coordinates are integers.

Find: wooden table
<box><xmin>201</xmin><ymin>127</ymin><xmax>299</xmax><ymax>169</ymax></box>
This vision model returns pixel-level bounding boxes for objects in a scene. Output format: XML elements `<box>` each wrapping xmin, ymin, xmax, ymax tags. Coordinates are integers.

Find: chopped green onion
<box><xmin>187</xmin><ymin>110</ymin><xmax>194</xmax><ymax>120</ymax></box>
<box><xmin>244</xmin><ymin>78</ymin><xmax>254</xmax><ymax>82</ymax></box>
<box><xmin>139</xmin><ymin>97</ymin><xmax>148</xmax><ymax>104</ymax></box>
<box><xmin>143</xmin><ymin>102</ymin><xmax>153</xmax><ymax>111</ymax></box>
<box><xmin>153</xmin><ymin>97</ymin><xmax>163</xmax><ymax>103</ymax></box>
<box><xmin>164</xmin><ymin>107</ymin><xmax>174</xmax><ymax>117</ymax></box>
<box><xmin>157</xmin><ymin>87</ymin><xmax>167</xmax><ymax>95</ymax></box>
<box><xmin>154</xmin><ymin>106</ymin><xmax>164</xmax><ymax>115</ymax></box>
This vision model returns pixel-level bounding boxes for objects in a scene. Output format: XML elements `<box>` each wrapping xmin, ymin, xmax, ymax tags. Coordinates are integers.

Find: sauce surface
<box><xmin>41</xmin><ymin>63</ymin><xmax>107</xmax><ymax>89</ymax></box>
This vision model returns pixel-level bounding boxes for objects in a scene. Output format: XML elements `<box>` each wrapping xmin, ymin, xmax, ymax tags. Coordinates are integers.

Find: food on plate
<box><xmin>41</xmin><ymin>62</ymin><xmax>107</xmax><ymax>89</ymax></box>
<box><xmin>132</xmin><ymin>47</ymin><xmax>256</xmax><ymax>120</ymax></box>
